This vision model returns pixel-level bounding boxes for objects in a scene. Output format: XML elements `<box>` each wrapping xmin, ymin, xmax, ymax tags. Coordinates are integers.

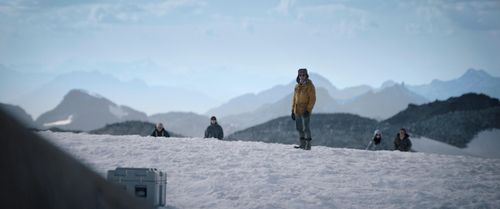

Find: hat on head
<box><xmin>211</xmin><ymin>116</ymin><xmax>217</xmax><ymax>120</ymax></box>
<box><xmin>296</xmin><ymin>68</ymin><xmax>309</xmax><ymax>83</ymax></box>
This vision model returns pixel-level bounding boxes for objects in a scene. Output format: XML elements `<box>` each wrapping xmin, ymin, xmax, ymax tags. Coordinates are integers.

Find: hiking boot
<box><xmin>304</xmin><ymin>138</ymin><xmax>312</xmax><ymax>150</ymax></box>
<box><xmin>294</xmin><ymin>138</ymin><xmax>306</xmax><ymax>149</ymax></box>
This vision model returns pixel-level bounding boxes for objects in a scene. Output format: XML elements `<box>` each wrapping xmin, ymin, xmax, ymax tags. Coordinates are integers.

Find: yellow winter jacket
<box><xmin>292</xmin><ymin>79</ymin><xmax>316</xmax><ymax>116</ymax></box>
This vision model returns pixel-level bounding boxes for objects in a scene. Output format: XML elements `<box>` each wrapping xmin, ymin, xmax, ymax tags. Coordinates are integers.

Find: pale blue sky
<box><xmin>1</xmin><ymin>0</ymin><xmax>500</xmax><ymax>101</ymax></box>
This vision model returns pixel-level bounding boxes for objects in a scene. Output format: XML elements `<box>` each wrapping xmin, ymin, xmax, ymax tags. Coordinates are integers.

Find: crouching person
<box><xmin>204</xmin><ymin>116</ymin><xmax>224</xmax><ymax>140</ymax></box>
<box><xmin>366</xmin><ymin>129</ymin><xmax>382</xmax><ymax>150</ymax></box>
<box><xmin>151</xmin><ymin>123</ymin><xmax>170</xmax><ymax>137</ymax></box>
<box><xmin>394</xmin><ymin>128</ymin><xmax>412</xmax><ymax>152</ymax></box>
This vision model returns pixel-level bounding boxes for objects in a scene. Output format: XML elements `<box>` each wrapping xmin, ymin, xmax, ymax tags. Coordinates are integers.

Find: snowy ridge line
<box><xmin>40</xmin><ymin>132</ymin><xmax>500</xmax><ymax>209</ymax></box>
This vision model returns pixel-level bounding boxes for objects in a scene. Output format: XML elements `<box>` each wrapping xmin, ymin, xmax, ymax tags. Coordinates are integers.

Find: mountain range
<box><xmin>228</xmin><ymin>93</ymin><xmax>500</xmax><ymax>149</ymax></box>
<box><xmin>4</xmin><ymin>88</ymin><xmax>499</xmax><ymax>153</ymax></box>
<box><xmin>3</xmin><ymin>70</ymin><xmax>216</xmax><ymax>118</ymax></box>
<box><xmin>208</xmin><ymin>68</ymin><xmax>499</xmax><ymax>121</ymax></box>
<box><xmin>206</xmin><ymin>73</ymin><xmax>378</xmax><ymax>118</ymax></box>
<box><xmin>206</xmin><ymin>73</ymin><xmax>340</xmax><ymax>118</ymax></box>
<box><xmin>30</xmin><ymin>89</ymin><xmax>213</xmax><ymax>137</ymax></box>
<box><xmin>215</xmin><ymin>68</ymin><xmax>498</xmax><ymax>132</ymax></box>
<box><xmin>408</xmin><ymin>69</ymin><xmax>500</xmax><ymax>100</ymax></box>
<box><xmin>220</xmin><ymin>83</ymin><xmax>427</xmax><ymax>132</ymax></box>
<box><xmin>2</xmin><ymin>68</ymin><xmax>499</xmax><ymax>139</ymax></box>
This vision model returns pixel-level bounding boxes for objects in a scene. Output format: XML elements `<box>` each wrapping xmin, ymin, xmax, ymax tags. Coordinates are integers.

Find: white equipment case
<box><xmin>107</xmin><ymin>167</ymin><xmax>167</xmax><ymax>207</ymax></box>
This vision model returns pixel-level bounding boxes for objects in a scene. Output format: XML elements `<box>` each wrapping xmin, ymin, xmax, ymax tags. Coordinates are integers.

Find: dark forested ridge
<box><xmin>229</xmin><ymin>93</ymin><xmax>500</xmax><ymax>149</ymax></box>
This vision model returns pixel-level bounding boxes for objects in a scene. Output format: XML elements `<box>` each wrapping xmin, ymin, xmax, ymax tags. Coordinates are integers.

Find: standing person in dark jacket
<box><xmin>366</xmin><ymin>129</ymin><xmax>382</xmax><ymax>150</ymax></box>
<box><xmin>291</xmin><ymin>68</ymin><xmax>316</xmax><ymax>150</ymax></box>
<box><xmin>151</xmin><ymin>123</ymin><xmax>170</xmax><ymax>137</ymax></box>
<box><xmin>204</xmin><ymin>116</ymin><xmax>224</xmax><ymax>140</ymax></box>
<box><xmin>394</xmin><ymin>128</ymin><xmax>412</xmax><ymax>151</ymax></box>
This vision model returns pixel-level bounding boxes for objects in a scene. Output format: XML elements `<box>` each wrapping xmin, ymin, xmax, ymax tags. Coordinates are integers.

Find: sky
<box><xmin>1</xmin><ymin>0</ymin><xmax>500</xmax><ymax>100</ymax></box>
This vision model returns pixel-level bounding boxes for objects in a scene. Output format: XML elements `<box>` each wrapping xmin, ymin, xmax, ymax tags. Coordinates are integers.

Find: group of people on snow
<box><xmin>366</xmin><ymin>128</ymin><xmax>412</xmax><ymax>152</ymax></box>
<box><xmin>152</xmin><ymin>67</ymin><xmax>412</xmax><ymax>152</ymax></box>
<box><xmin>151</xmin><ymin>116</ymin><xmax>224</xmax><ymax>140</ymax></box>
<box><xmin>291</xmin><ymin>68</ymin><xmax>412</xmax><ymax>152</ymax></box>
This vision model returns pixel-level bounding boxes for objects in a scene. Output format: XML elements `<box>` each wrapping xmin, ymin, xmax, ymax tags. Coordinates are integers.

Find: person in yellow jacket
<box><xmin>291</xmin><ymin>68</ymin><xmax>316</xmax><ymax>150</ymax></box>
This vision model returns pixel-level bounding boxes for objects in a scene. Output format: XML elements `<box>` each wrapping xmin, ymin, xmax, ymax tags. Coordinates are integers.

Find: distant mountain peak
<box><xmin>382</xmin><ymin>83</ymin><xmax>412</xmax><ymax>92</ymax></box>
<box><xmin>64</xmin><ymin>89</ymin><xmax>106</xmax><ymax>102</ymax></box>
<box><xmin>68</xmin><ymin>88</ymin><xmax>88</xmax><ymax>94</ymax></box>
<box><xmin>409</xmin><ymin>68</ymin><xmax>500</xmax><ymax>101</ymax></box>
<box><xmin>429</xmin><ymin>79</ymin><xmax>443</xmax><ymax>85</ymax></box>
<box><xmin>36</xmin><ymin>89</ymin><xmax>148</xmax><ymax>131</ymax></box>
<box><xmin>462</xmin><ymin>68</ymin><xmax>490</xmax><ymax>79</ymax></box>
<box><xmin>308</xmin><ymin>73</ymin><xmax>338</xmax><ymax>90</ymax></box>
<box><xmin>380</xmin><ymin>80</ymin><xmax>397</xmax><ymax>89</ymax></box>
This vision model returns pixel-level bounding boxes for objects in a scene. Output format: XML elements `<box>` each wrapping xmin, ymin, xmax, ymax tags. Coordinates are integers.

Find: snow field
<box><xmin>40</xmin><ymin>132</ymin><xmax>500</xmax><ymax>209</ymax></box>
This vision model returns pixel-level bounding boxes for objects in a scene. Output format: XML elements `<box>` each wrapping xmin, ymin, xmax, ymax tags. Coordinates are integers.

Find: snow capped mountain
<box><xmin>43</xmin><ymin>114</ymin><xmax>74</xmax><ymax>127</ymax></box>
<box><xmin>40</xmin><ymin>131</ymin><xmax>500</xmax><ymax>209</ymax></box>
<box><xmin>36</xmin><ymin>89</ymin><xmax>148</xmax><ymax>131</ymax></box>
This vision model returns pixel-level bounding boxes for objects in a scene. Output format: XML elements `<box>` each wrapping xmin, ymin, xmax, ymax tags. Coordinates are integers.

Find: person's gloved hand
<box><xmin>291</xmin><ymin>112</ymin><xmax>296</xmax><ymax>120</ymax></box>
<box><xmin>304</xmin><ymin>111</ymin><xmax>310</xmax><ymax>117</ymax></box>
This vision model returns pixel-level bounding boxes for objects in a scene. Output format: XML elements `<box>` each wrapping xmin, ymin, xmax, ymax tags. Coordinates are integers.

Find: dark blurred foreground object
<box><xmin>108</xmin><ymin>167</ymin><xmax>167</xmax><ymax>207</ymax></box>
<box><xmin>0</xmin><ymin>109</ymin><xmax>153</xmax><ymax>209</ymax></box>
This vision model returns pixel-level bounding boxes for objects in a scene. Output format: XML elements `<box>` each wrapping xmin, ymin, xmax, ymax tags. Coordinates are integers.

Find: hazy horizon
<box><xmin>1</xmin><ymin>0</ymin><xmax>500</xmax><ymax>117</ymax></box>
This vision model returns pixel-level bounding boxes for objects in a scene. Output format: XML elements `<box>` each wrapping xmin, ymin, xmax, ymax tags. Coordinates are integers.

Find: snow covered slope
<box><xmin>464</xmin><ymin>129</ymin><xmax>500</xmax><ymax>159</ymax></box>
<box><xmin>412</xmin><ymin>136</ymin><xmax>474</xmax><ymax>157</ymax></box>
<box><xmin>40</xmin><ymin>132</ymin><xmax>500</xmax><ymax>209</ymax></box>
<box><xmin>412</xmin><ymin>129</ymin><xmax>500</xmax><ymax>159</ymax></box>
